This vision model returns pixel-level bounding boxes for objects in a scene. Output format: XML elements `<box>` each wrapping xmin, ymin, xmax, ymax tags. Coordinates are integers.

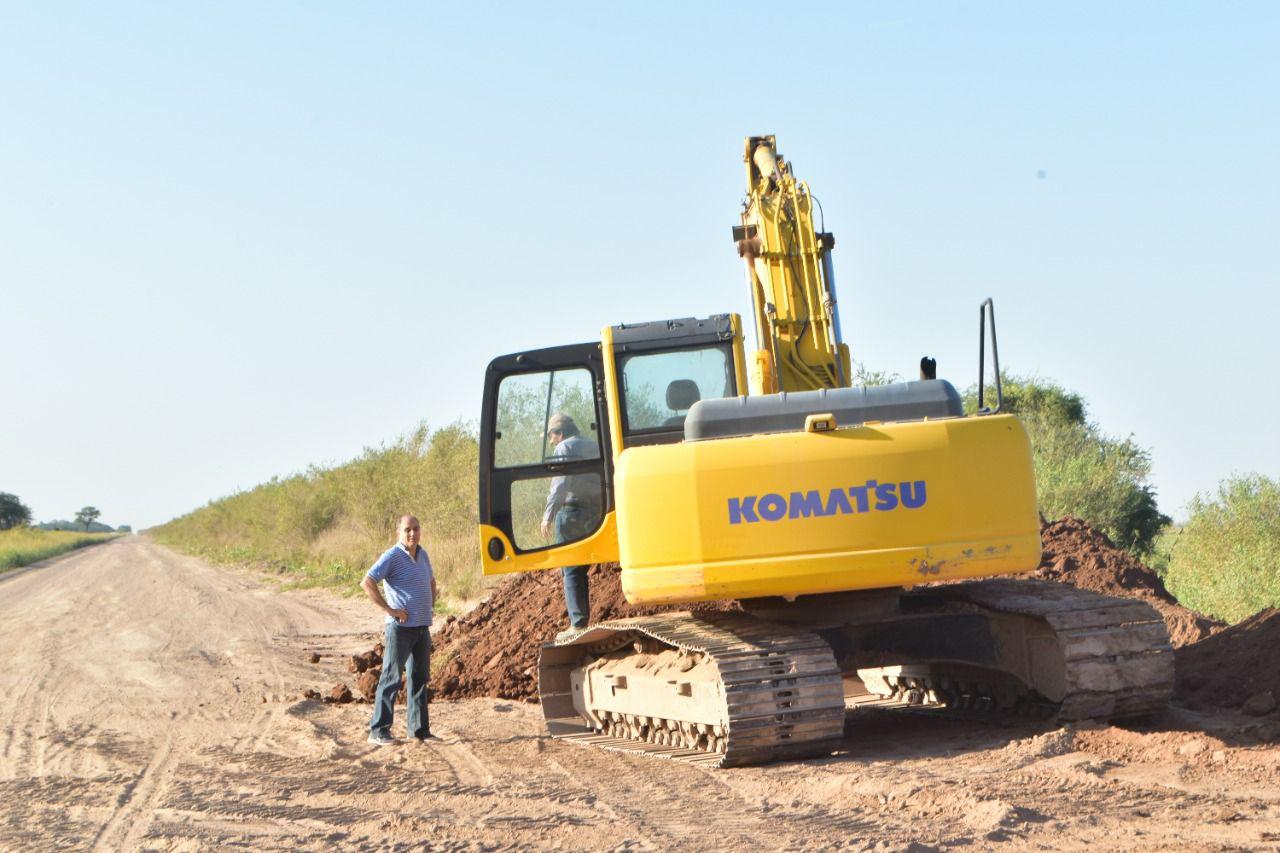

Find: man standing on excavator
<box><xmin>539</xmin><ymin>413</ymin><xmax>600</xmax><ymax>636</ymax></box>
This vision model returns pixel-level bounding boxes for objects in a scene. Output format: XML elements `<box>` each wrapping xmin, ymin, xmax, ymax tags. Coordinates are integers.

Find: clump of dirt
<box><xmin>348</xmin><ymin>645</ymin><xmax>383</xmax><ymax>674</ymax></box>
<box><xmin>356</xmin><ymin>671</ymin><xmax>380</xmax><ymax>701</ymax></box>
<box><xmin>1034</xmin><ymin>516</ymin><xmax>1222</xmax><ymax>647</ymax></box>
<box><xmin>1176</xmin><ymin>608</ymin><xmax>1280</xmax><ymax>709</ymax></box>
<box><xmin>432</xmin><ymin>565</ymin><xmax>738</xmax><ymax>701</ymax></box>
<box><xmin>298</xmin><ymin>641</ymin><xmax>410</xmax><ymax>705</ymax></box>
<box><xmin>316</xmin><ymin>673</ymin><xmax>402</xmax><ymax>705</ymax></box>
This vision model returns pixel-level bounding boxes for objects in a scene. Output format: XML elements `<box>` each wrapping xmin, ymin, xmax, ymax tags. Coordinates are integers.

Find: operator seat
<box><xmin>663</xmin><ymin>379</ymin><xmax>701</xmax><ymax>427</ymax></box>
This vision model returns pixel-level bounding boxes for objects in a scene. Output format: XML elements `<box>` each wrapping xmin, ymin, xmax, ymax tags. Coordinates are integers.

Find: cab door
<box><xmin>478</xmin><ymin>342</ymin><xmax>617</xmax><ymax>575</ymax></box>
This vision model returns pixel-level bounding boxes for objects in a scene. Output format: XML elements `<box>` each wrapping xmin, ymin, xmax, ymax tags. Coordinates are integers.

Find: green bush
<box><xmin>1162</xmin><ymin>474</ymin><xmax>1280</xmax><ymax>623</ymax></box>
<box><xmin>964</xmin><ymin>375</ymin><xmax>1170</xmax><ymax>555</ymax></box>
<box><xmin>1144</xmin><ymin>526</ymin><xmax>1179</xmax><ymax>578</ymax></box>
<box><xmin>976</xmin><ymin>375</ymin><xmax>1086</xmax><ymax>424</ymax></box>
<box><xmin>152</xmin><ymin>421</ymin><xmax>485</xmax><ymax>609</ymax></box>
<box><xmin>853</xmin><ymin>361</ymin><xmax>901</xmax><ymax>387</ymax></box>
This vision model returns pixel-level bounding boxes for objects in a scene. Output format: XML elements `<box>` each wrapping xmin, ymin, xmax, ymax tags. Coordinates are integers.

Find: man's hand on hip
<box><xmin>388</xmin><ymin>608</ymin><xmax>408</xmax><ymax>624</ymax></box>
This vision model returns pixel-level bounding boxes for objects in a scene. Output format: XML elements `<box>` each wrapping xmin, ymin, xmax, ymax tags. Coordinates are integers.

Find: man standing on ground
<box><xmin>539</xmin><ymin>413</ymin><xmax>601</xmax><ymax>637</ymax></box>
<box><xmin>361</xmin><ymin>514</ymin><xmax>439</xmax><ymax>745</ymax></box>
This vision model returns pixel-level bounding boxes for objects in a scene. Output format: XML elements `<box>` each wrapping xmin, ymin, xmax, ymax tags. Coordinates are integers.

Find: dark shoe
<box><xmin>368</xmin><ymin>731</ymin><xmax>397</xmax><ymax>746</ymax></box>
<box><xmin>415</xmin><ymin>732</ymin><xmax>443</xmax><ymax>742</ymax></box>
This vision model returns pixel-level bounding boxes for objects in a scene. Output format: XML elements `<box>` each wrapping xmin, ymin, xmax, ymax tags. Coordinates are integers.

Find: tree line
<box><xmin>0</xmin><ymin>494</ymin><xmax>129</xmax><ymax>533</ymax></box>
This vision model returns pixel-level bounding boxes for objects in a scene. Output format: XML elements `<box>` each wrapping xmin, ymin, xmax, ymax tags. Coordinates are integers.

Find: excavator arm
<box><xmin>734</xmin><ymin>135</ymin><xmax>852</xmax><ymax>395</ymax></box>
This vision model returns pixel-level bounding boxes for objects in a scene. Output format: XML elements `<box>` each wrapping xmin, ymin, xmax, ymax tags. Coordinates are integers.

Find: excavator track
<box><xmin>539</xmin><ymin>612</ymin><xmax>846</xmax><ymax>768</ymax></box>
<box><xmin>539</xmin><ymin>581</ymin><xmax>1173</xmax><ymax>768</ymax></box>
<box><xmin>918</xmin><ymin>578</ymin><xmax>1176</xmax><ymax>720</ymax></box>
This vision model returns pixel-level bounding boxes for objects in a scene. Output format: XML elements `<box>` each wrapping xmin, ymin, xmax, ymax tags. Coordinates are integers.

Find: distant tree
<box><xmin>0</xmin><ymin>493</ymin><xmax>33</xmax><ymax>530</ymax></box>
<box><xmin>984</xmin><ymin>376</ymin><xmax>1087</xmax><ymax>425</ymax></box>
<box><xmin>852</xmin><ymin>361</ymin><xmax>901</xmax><ymax>388</ymax></box>
<box><xmin>75</xmin><ymin>506</ymin><xmax>101</xmax><ymax>531</ymax></box>
<box><xmin>116</xmin><ymin>524</ymin><xmax>132</xmax><ymax>533</ymax></box>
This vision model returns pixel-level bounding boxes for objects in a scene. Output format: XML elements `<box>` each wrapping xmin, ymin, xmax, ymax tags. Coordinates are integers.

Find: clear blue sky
<box><xmin>2</xmin><ymin>3</ymin><xmax>1276</xmax><ymax>529</ymax></box>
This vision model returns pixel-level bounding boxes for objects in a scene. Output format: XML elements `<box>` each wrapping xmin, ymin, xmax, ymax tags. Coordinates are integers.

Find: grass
<box><xmin>151</xmin><ymin>422</ymin><xmax>491</xmax><ymax>614</ymax></box>
<box><xmin>0</xmin><ymin>528</ymin><xmax>119</xmax><ymax>572</ymax></box>
<box><xmin>1160</xmin><ymin>474</ymin><xmax>1280</xmax><ymax>623</ymax></box>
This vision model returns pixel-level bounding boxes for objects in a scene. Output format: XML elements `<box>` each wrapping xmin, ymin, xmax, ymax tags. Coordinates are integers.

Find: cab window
<box><xmin>494</xmin><ymin>368</ymin><xmax>601</xmax><ymax>468</ymax></box>
<box><xmin>620</xmin><ymin>345</ymin><xmax>735</xmax><ymax>432</ymax></box>
<box><xmin>492</xmin><ymin>367</ymin><xmax>604</xmax><ymax>552</ymax></box>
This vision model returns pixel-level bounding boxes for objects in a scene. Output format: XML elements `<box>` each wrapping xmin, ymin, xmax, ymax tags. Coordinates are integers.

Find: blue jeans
<box><xmin>369</xmin><ymin>622</ymin><xmax>431</xmax><ymax>738</ymax></box>
<box><xmin>555</xmin><ymin>505</ymin><xmax>593</xmax><ymax>628</ymax></box>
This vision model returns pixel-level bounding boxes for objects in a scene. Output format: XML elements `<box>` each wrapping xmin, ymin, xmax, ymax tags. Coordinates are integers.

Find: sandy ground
<box><xmin>2</xmin><ymin>538</ymin><xmax>1279</xmax><ymax>851</ymax></box>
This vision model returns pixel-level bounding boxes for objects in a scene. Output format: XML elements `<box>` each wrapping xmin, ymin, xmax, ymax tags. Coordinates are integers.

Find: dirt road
<box><xmin>2</xmin><ymin>539</ymin><xmax>1278</xmax><ymax>850</ymax></box>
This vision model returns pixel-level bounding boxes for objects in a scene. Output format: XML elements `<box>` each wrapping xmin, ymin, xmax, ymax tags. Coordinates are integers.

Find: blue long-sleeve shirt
<box><xmin>543</xmin><ymin>434</ymin><xmax>601</xmax><ymax>524</ymax></box>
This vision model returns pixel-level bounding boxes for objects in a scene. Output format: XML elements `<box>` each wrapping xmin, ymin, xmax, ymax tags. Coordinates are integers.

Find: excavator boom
<box><xmin>735</xmin><ymin>135</ymin><xmax>851</xmax><ymax>394</ymax></box>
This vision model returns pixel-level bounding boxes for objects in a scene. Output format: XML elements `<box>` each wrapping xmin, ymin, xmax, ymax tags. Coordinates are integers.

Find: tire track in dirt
<box><xmin>0</xmin><ymin>548</ymin><xmax>79</xmax><ymax>781</ymax></box>
<box><xmin>0</xmin><ymin>538</ymin><xmax>383</xmax><ymax>849</ymax></box>
<box><xmin>31</xmin><ymin>694</ymin><xmax>52</xmax><ymax>778</ymax></box>
<box><xmin>0</xmin><ymin>669</ymin><xmax>42</xmax><ymax>778</ymax></box>
<box><xmin>89</xmin><ymin>731</ymin><xmax>182</xmax><ymax>852</ymax></box>
<box><xmin>536</xmin><ymin>737</ymin><xmax>872</xmax><ymax>849</ymax></box>
<box><xmin>426</xmin><ymin>731</ymin><xmax>496</xmax><ymax>787</ymax></box>
<box><xmin>694</xmin><ymin>751</ymin><xmax>882</xmax><ymax>845</ymax></box>
<box><xmin>544</xmin><ymin>754</ymin><xmax>658</xmax><ymax>849</ymax></box>
<box><xmin>145</xmin><ymin>744</ymin><xmax>503</xmax><ymax>846</ymax></box>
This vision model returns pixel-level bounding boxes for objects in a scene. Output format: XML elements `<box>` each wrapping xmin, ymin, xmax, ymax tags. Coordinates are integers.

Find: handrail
<box><xmin>977</xmin><ymin>298</ymin><xmax>1002</xmax><ymax>414</ymax></box>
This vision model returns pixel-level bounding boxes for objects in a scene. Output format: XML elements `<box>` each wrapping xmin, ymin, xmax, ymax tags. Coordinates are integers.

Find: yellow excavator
<box><xmin>477</xmin><ymin>136</ymin><xmax>1173</xmax><ymax>767</ymax></box>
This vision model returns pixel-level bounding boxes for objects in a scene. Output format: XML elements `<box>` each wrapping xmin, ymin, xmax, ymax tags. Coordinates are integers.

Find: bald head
<box><xmin>397</xmin><ymin>515</ymin><xmax>421</xmax><ymax>552</ymax></box>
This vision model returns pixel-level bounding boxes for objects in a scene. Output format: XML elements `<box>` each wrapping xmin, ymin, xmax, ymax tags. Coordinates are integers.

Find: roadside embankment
<box><xmin>150</xmin><ymin>422</ymin><xmax>484</xmax><ymax>611</ymax></box>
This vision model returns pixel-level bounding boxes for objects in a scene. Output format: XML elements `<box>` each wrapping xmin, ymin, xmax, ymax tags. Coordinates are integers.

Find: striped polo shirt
<box><xmin>366</xmin><ymin>543</ymin><xmax>435</xmax><ymax>628</ymax></box>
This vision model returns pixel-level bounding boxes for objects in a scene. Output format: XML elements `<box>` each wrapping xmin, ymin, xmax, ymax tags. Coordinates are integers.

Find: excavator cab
<box><xmin>478</xmin><ymin>314</ymin><xmax>749</xmax><ymax>576</ymax></box>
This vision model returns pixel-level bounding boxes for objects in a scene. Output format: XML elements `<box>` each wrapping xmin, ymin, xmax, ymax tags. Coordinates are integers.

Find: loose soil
<box><xmin>1176</xmin><ymin>608</ymin><xmax>1280</xmax><ymax>708</ymax></box>
<box><xmin>433</xmin><ymin>565</ymin><xmax>738</xmax><ymax>701</ymax></box>
<box><xmin>431</xmin><ymin>516</ymin><xmax>1224</xmax><ymax>703</ymax></box>
<box><xmin>8</xmin><ymin>535</ymin><xmax>1280</xmax><ymax>850</ymax></box>
<box><xmin>1034</xmin><ymin>516</ymin><xmax>1223</xmax><ymax>647</ymax></box>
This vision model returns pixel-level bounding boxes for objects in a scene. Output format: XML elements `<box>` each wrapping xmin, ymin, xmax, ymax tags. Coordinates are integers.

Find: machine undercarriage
<box><xmin>539</xmin><ymin>579</ymin><xmax>1174</xmax><ymax>768</ymax></box>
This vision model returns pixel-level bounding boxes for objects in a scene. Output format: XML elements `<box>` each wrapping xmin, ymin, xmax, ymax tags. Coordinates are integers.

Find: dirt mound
<box><xmin>1034</xmin><ymin>516</ymin><xmax>1222</xmax><ymax>647</ymax></box>
<box><xmin>432</xmin><ymin>565</ymin><xmax>738</xmax><ymax>701</ymax></box>
<box><xmin>428</xmin><ymin>517</ymin><xmax>1223</xmax><ymax>703</ymax></box>
<box><xmin>1176</xmin><ymin>608</ymin><xmax>1280</xmax><ymax>708</ymax></box>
